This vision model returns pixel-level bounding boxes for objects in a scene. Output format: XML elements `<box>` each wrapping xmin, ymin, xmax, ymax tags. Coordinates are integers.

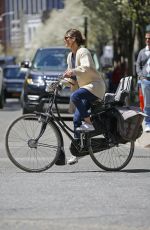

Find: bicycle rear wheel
<box><xmin>89</xmin><ymin>137</ymin><xmax>134</xmax><ymax>171</ymax></box>
<box><xmin>5</xmin><ymin>114</ymin><xmax>62</xmax><ymax>172</ymax></box>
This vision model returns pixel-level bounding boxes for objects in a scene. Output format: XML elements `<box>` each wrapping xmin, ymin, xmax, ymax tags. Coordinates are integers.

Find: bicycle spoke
<box><xmin>89</xmin><ymin>137</ymin><xmax>134</xmax><ymax>171</ymax></box>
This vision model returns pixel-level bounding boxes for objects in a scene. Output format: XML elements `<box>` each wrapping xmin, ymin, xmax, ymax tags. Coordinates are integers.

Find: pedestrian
<box><xmin>63</xmin><ymin>28</ymin><xmax>106</xmax><ymax>164</ymax></box>
<box><xmin>136</xmin><ymin>31</ymin><xmax>150</xmax><ymax>132</ymax></box>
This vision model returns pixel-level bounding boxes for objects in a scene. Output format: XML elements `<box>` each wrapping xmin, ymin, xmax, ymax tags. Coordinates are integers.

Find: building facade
<box><xmin>0</xmin><ymin>0</ymin><xmax>64</xmax><ymax>54</ymax></box>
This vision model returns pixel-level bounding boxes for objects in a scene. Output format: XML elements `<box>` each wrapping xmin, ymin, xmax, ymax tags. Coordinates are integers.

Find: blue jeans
<box><xmin>141</xmin><ymin>79</ymin><xmax>150</xmax><ymax>125</ymax></box>
<box><xmin>70</xmin><ymin>88</ymin><xmax>98</xmax><ymax>137</ymax></box>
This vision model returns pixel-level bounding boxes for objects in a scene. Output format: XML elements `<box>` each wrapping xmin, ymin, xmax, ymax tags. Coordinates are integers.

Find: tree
<box><xmin>81</xmin><ymin>0</ymin><xmax>150</xmax><ymax>75</ymax></box>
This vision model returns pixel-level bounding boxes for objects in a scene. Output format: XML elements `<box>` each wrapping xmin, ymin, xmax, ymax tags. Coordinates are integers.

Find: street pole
<box><xmin>84</xmin><ymin>16</ymin><xmax>88</xmax><ymax>47</ymax></box>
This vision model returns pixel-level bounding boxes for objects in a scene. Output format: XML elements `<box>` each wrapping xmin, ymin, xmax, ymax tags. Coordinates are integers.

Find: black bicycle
<box><xmin>5</xmin><ymin>76</ymin><xmax>135</xmax><ymax>172</ymax></box>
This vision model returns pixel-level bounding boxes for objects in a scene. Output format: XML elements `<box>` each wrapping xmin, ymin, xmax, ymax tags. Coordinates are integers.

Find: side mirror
<box><xmin>20</xmin><ymin>60</ymin><xmax>31</xmax><ymax>68</ymax></box>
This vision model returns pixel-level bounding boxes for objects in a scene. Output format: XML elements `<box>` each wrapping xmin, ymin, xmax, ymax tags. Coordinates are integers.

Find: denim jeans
<box><xmin>70</xmin><ymin>88</ymin><xmax>98</xmax><ymax>136</ymax></box>
<box><xmin>141</xmin><ymin>79</ymin><xmax>150</xmax><ymax>125</ymax></box>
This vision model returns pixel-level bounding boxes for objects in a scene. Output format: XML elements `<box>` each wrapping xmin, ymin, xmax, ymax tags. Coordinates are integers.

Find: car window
<box><xmin>4</xmin><ymin>67</ymin><xmax>20</xmax><ymax>78</ymax></box>
<box><xmin>32</xmin><ymin>48</ymin><xmax>69</xmax><ymax>71</ymax></box>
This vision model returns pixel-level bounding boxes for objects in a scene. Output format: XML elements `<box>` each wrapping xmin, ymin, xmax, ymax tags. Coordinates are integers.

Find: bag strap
<box><xmin>142</xmin><ymin>52</ymin><xmax>150</xmax><ymax>66</ymax></box>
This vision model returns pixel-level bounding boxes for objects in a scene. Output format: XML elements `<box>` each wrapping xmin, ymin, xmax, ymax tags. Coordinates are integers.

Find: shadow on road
<box><xmin>122</xmin><ymin>169</ymin><xmax>150</xmax><ymax>173</ymax></box>
<box><xmin>44</xmin><ymin>169</ymin><xmax>150</xmax><ymax>174</ymax></box>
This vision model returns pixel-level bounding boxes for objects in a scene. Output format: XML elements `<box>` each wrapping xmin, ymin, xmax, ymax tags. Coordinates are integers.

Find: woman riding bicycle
<box><xmin>5</xmin><ymin>30</ymin><xmax>136</xmax><ymax>171</ymax></box>
<box><xmin>63</xmin><ymin>29</ymin><xmax>106</xmax><ymax>164</ymax></box>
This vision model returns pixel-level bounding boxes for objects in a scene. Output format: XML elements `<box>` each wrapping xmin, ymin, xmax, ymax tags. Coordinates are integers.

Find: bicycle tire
<box><xmin>89</xmin><ymin>137</ymin><xmax>134</xmax><ymax>171</ymax></box>
<box><xmin>5</xmin><ymin>114</ymin><xmax>62</xmax><ymax>172</ymax></box>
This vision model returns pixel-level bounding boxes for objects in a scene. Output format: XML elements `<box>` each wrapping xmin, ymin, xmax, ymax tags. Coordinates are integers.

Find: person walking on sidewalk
<box><xmin>63</xmin><ymin>28</ymin><xmax>106</xmax><ymax>164</ymax></box>
<box><xmin>136</xmin><ymin>31</ymin><xmax>150</xmax><ymax>132</ymax></box>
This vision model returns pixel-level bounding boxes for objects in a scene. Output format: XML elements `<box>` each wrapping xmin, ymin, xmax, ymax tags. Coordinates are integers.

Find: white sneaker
<box><xmin>144</xmin><ymin>125</ymin><xmax>150</xmax><ymax>132</ymax></box>
<box><xmin>67</xmin><ymin>156</ymin><xmax>78</xmax><ymax>165</ymax></box>
<box><xmin>76</xmin><ymin>122</ymin><xmax>95</xmax><ymax>132</ymax></box>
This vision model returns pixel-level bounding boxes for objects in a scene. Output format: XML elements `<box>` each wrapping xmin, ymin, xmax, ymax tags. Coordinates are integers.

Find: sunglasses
<box><xmin>64</xmin><ymin>36</ymin><xmax>73</xmax><ymax>40</ymax></box>
<box><xmin>145</xmin><ymin>38</ymin><xmax>150</xmax><ymax>40</ymax></box>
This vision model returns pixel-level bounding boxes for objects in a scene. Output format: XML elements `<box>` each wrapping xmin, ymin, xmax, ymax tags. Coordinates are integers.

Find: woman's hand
<box><xmin>63</xmin><ymin>69</ymin><xmax>74</xmax><ymax>78</ymax></box>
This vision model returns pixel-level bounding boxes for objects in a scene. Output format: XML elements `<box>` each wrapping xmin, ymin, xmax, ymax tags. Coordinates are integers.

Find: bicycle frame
<box><xmin>6</xmin><ymin>76</ymin><xmax>139</xmax><ymax>172</ymax></box>
<box><xmin>33</xmin><ymin>75</ymin><xmax>139</xmax><ymax>156</ymax></box>
<box><xmin>34</xmin><ymin>79</ymin><xmax>89</xmax><ymax>154</ymax></box>
<box><xmin>34</xmin><ymin>76</ymin><xmax>118</xmax><ymax>155</ymax></box>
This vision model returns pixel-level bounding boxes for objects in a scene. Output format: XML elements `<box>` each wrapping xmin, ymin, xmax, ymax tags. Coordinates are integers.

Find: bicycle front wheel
<box><xmin>5</xmin><ymin>114</ymin><xmax>62</xmax><ymax>172</ymax></box>
<box><xmin>89</xmin><ymin>137</ymin><xmax>134</xmax><ymax>171</ymax></box>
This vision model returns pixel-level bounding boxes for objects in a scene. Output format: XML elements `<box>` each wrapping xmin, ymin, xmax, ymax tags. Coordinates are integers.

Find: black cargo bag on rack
<box><xmin>114</xmin><ymin>107</ymin><xmax>145</xmax><ymax>141</ymax></box>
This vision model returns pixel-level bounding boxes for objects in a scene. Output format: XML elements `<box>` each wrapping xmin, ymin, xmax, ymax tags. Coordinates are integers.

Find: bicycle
<box><xmin>5</xmin><ymin>75</ymin><xmax>138</xmax><ymax>172</ymax></box>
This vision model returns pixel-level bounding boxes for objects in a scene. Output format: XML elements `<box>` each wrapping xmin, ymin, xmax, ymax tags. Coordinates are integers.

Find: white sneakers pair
<box><xmin>144</xmin><ymin>124</ymin><xmax>150</xmax><ymax>132</ymax></box>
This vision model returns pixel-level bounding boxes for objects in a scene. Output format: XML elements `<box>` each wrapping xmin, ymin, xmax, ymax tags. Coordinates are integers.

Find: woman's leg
<box><xmin>141</xmin><ymin>79</ymin><xmax>150</xmax><ymax>126</ymax></box>
<box><xmin>68</xmin><ymin>89</ymin><xmax>97</xmax><ymax>164</ymax></box>
<box><xmin>73</xmin><ymin>108</ymin><xmax>81</xmax><ymax>138</ymax></box>
<box><xmin>71</xmin><ymin>88</ymin><xmax>97</xmax><ymax>122</ymax></box>
<box><xmin>73</xmin><ymin>99</ymin><xmax>92</xmax><ymax>137</ymax></box>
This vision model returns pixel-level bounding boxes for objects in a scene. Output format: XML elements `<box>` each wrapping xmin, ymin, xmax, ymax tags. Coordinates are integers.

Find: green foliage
<box><xmin>18</xmin><ymin>0</ymin><xmax>150</xmax><ymax>75</ymax></box>
<box><xmin>82</xmin><ymin>0</ymin><xmax>150</xmax><ymax>47</ymax></box>
<box><xmin>81</xmin><ymin>0</ymin><xmax>150</xmax><ymax>74</ymax></box>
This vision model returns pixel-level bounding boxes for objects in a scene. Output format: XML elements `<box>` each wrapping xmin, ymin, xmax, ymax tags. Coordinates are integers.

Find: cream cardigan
<box><xmin>67</xmin><ymin>47</ymin><xmax>106</xmax><ymax>99</ymax></box>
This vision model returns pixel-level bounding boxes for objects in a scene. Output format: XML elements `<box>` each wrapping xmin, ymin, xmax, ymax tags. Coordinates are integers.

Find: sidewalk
<box><xmin>135</xmin><ymin>123</ymin><xmax>150</xmax><ymax>148</ymax></box>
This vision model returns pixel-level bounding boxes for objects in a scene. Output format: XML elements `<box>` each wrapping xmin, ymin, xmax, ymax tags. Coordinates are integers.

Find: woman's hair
<box><xmin>65</xmin><ymin>29</ymin><xmax>86</xmax><ymax>46</ymax></box>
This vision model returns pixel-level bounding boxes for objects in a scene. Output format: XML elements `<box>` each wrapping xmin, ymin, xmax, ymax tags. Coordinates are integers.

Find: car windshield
<box><xmin>4</xmin><ymin>67</ymin><xmax>20</xmax><ymax>78</ymax></box>
<box><xmin>32</xmin><ymin>48</ymin><xmax>69</xmax><ymax>71</ymax></box>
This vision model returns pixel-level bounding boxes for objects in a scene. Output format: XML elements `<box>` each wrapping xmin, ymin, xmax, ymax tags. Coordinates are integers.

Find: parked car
<box><xmin>0</xmin><ymin>56</ymin><xmax>17</xmax><ymax>108</ymax></box>
<box><xmin>21</xmin><ymin>47</ymin><xmax>104</xmax><ymax>114</ymax></box>
<box><xmin>0</xmin><ymin>55</ymin><xmax>16</xmax><ymax>67</ymax></box>
<box><xmin>0</xmin><ymin>67</ymin><xmax>4</xmax><ymax>108</ymax></box>
<box><xmin>3</xmin><ymin>65</ymin><xmax>26</xmax><ymax>99</ymax></box>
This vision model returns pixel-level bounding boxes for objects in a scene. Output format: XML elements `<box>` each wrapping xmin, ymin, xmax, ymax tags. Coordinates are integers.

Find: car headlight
<box><xmin>26</xmin><ymin>76</ymin><xmax>45</xmax><ymax>86</ymax></box>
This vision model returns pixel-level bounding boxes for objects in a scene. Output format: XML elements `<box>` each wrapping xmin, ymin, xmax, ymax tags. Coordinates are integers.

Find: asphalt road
<box><xmin>0</xmin><ymin>99</ymin><xmax>150</xmax><ymax>230</ymax></box>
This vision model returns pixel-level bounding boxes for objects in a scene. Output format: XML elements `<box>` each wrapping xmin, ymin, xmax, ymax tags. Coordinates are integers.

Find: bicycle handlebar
<box><xmin>45</xmin><ymin>75</ymin><xmax>64</xmax><ymax>93</ymax></box>
<box><xmin>45</xmin><ymin>75</ymin><xmax>74</xmax><ymax>93</ymax></box>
